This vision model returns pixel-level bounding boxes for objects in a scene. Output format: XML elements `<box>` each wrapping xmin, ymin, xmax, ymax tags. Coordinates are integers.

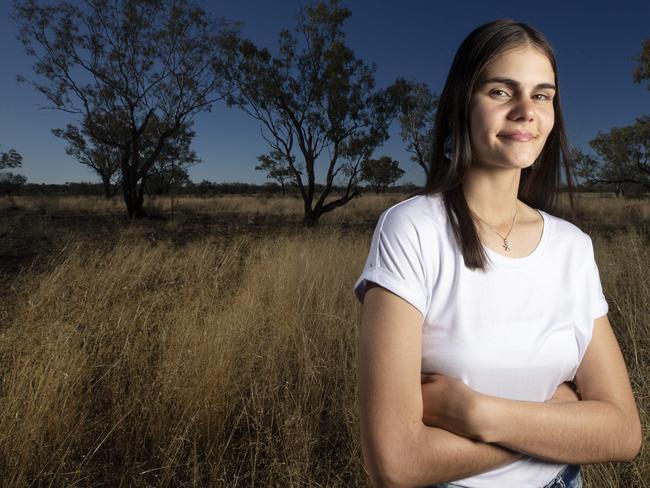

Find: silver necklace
<box><xmin>469</xmin><ymin>202</ymin><xmax>518</xmax><ymax>252</ymax></box>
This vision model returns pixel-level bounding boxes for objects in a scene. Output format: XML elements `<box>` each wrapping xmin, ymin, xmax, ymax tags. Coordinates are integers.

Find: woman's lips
<box><xmin>498</xmin><ymin>131</ymin><xmax>535</xmax><ymax>142</ymax></box>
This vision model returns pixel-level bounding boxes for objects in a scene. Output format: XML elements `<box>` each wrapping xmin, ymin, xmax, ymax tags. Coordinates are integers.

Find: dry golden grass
<box><xmin>0</xmin><ymin>193</ymin><xmax>409</xmax><ymax>223</ymax></box>
<box><xmin>3</xmin><ymin>192</ymin><xmax>647</xmax><ymax>225</ymax></box>
<box><xmin>0</xmin><ymin>192</ymin><xmax>648</xmax><ymax>486</ymax></box>
<box><xmin>0</xmin><ymin>227</ymin><xmax>368</xmax><ymax>486</ymax></box>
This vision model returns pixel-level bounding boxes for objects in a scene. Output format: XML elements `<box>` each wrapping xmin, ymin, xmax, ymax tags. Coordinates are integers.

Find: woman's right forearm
<box><xmin>390</xmin><ymin>381</ymin><xmax>578</xmax><ymax>486</ymax></box>
<box><xmin>394</xmin><ymin>382</ymin><xmax>579</xmax><ymax>487</ymax></box>
<box><xmin>393</xmin><ymin>424</ymin><xmax>523</xmax><ymax>487</ymax></box>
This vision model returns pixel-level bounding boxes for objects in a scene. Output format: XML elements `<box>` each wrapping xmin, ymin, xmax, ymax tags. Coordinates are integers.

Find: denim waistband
<box><xmin>541</xmin><ymin>464</ymin><xmax>581</xmax><ymax>488</ymax></box>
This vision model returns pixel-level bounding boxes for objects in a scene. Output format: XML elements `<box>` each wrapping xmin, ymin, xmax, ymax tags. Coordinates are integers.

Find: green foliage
<box><xmin>0</xmin><ymin>145</ymin><xmax>27</xmax><ymax>195</ymax></box>
<box><xmin>0</xmin><ymin>147</ymin><xmax>23</xmax><ymax>170</ymax></box>
<box><xmin>52</xmin><ymin>118</ymin><xmax>123</xmax><ymax>198</ymax></box>
<box><xmin>573</xmin><ymin>116</ymin><xmax>650</xmax><ymax>195</ymax></box>
<box><xmin>145</xmin><ymin>155</ymin><xmax>196</xmax><ymax>196</ymax></box>
<box><xmin>360</xmin><ymin>155</ymin><xmax>405</xmax><ymax>193</ymax></box>
<box><xmin>255</xmin><ymin>150</ymin><xmax>303</xmax><ymax>195</ymax></box>
<box><xmin>143</xmin><ymin>124</ymin><xmax>199</xmax><ymax>196</ymax></box>
<box><xmin>633</xmin><ymin>38</ymin><xmax>650</xmax><ymax>91</ymax></box>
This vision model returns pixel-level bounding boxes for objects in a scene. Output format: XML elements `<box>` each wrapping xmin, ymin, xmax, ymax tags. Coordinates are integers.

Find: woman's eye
<box><xmin>534</xmin><ymin>94</ymin><xmax>552</xmax><ymax>101</ymax></box>
<box><xmin>490</xmin><ymin>89</ymin><xmax>508</xmax><ymax>97</ymax></box>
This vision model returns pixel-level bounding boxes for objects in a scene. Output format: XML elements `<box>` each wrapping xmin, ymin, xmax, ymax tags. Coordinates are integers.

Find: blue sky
<box><xmin>1</xmin><ymin>0</ymin><xmax>649</xmax><ymax>186</ymax></box>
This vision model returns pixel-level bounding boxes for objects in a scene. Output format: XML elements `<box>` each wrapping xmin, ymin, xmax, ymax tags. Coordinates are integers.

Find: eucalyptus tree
<box><xmin>255</xmin><ymin>150</ymin><xmax>302</xmax><ymax>196</ymax></box>
<box><xmin>53</xmin><ymin>115</ymin><xmax>199</xmax><ymax>199</ymax></box>
<box><xmin>13</xmin><ymin>0</ymin><xmax>238</xmax><ymax>217</ymax></box>
<box><xmin>573</xmin><ymin>116</ymin><xmax>650</xmax><ymax>195</ymax></box>
<box><xmin>0</xmin><ymin>145</ymin><xmax>26</xmax><ymax>195</ymax></box>
<box><xmin>361</xmin><ymin>155</ymin><xmax>405</xmax><ymax>194</ymax></box>
<box><xmin>398</xmin><ymin>81</ymin><xmax>439</xmax><ymax>178</ymax></box>
<box><xmin>223</xmin><ymin>0</ymin><xmax>407</xmax><ymax>225</ymax></box>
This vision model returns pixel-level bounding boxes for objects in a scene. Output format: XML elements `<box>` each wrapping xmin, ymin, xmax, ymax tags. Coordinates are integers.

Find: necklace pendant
<box><xmin>503</xmin><ymin>239</ymin><xmax>511</xmax><ymax>252</ymax></box>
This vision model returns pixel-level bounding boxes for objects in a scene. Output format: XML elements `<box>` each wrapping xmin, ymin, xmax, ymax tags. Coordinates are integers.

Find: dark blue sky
<box><xmin>1</xmin><ymin>0</ymin><xmax>649</xmax><ymax>186</ymax></box>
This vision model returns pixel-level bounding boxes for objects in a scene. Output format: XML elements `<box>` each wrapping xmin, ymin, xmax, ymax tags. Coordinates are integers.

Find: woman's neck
<box><xmin>461</xmin><ymin>165</ymin><xmax>522</xmax><ymax>225</ymax></box>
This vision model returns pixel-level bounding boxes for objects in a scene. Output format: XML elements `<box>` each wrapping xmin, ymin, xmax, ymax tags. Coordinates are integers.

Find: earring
<box><xmin>444</xmin><ymin>134</ymin><xmax>453</xmax><ymax>160</ymax></box>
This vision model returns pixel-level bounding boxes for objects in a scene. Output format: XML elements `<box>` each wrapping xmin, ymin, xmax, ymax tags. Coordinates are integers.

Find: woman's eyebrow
<box><xmin>480</xmin><ymin>76</ymin><xmax>556</xmax><ymax>91</ymax></box>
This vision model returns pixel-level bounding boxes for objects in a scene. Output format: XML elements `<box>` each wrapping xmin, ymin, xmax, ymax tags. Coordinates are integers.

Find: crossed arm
<box><xmin>358</xmin><ymin>284</ymin><xmax>642</xmax><ymax>487</ymax></box>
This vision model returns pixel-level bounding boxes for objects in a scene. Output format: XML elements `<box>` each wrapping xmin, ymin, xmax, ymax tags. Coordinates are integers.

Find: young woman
<box><xmin>353</xmin><ymin>19</ymin><xmax>642</xmax><ymax>488</ymax></box>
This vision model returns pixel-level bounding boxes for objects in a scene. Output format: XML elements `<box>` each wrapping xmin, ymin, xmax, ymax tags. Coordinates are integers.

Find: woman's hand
<box><xmin>420</xmin><ymin>375</ymin><xmax>582</xmax><ymax>441</ymax></box>
<box><xmin>547</xmin><ymin>381</ymin><xmax>581</xmax><ymax>404</ymax></box>
<box><xmin>420</xmin><ymin>373</ymin><xmax>484</xmax><ymax>440</ymax></box>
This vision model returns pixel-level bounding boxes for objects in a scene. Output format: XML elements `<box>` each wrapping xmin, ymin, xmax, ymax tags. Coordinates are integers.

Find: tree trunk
<box><xmin>303</xmin><ymin>209</ymin><xmax>320</xmax><ymax>227</ymax></box>
<box><xmin>122</xmin><ymin>168</ymin><xmax>147</xmax><ymax>219</ymax></box>
<box><xmin>102</xmin><ymin>176</ymin><xmax>112</xmax><ymax>199</ymax></box>
<box><xmin>135</xmin><ymin>173</ymin><xmax>147</xmax><ymax>218</ymax></box>
<box><xmin>124</xmin><ymin>189</ymin><xmax>147</xmax><ymax>218</ymax></box>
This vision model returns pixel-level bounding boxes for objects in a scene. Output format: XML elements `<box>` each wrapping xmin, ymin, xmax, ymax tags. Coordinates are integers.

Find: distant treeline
<box><xmin>12</xmin><ymin>180</ymin><xmax>608</xmax><ymax>197</ymax></box>
<box><xmin>14</xmin><ymin>181</ymin><xmax>425</xmax><ymax>197</ymax></box>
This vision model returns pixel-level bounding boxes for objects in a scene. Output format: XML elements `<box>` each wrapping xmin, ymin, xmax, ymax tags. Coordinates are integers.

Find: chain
<box><xmin>469</xmin><ymin>201</ymin><xmax>518</xmax><ymax>252</ymax></box>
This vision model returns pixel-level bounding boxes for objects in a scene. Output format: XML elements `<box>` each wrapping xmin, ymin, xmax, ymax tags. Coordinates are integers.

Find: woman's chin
<box><xmin>472</xmin><ymin>150</ymin><xmax>541</xmax><ymax>170</ymax></box>
<box><xmin>473</xmin><ymin>159</ymin><xmax>537</xmax><ymax>171</ymax></box>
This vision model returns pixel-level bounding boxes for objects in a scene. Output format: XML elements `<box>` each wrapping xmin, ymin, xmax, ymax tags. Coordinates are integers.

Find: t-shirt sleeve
<box><xmin>587</xmin><ymin>237</ymin><xmax>609</xmax><ymax>321</ymax></box>
<box><xmin>574</xmin><ymin>234</ymin><xmax>609</xmax><ymax>369</ymax></box>
<box><xmin>353</xmin><ymin>207</ymin><xmax>430</xmax><ymax>317</ymax></box>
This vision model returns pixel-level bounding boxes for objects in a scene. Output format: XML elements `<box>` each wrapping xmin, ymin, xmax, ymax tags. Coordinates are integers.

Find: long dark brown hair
<box><xmin>416</xmin><ymin>19</ymin><xmax>575</xmax><ymax>271</ymax></box>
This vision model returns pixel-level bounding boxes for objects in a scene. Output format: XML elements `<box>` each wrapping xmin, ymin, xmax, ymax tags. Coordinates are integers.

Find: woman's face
<box><xmin>469</xmin><ymin>44</ymin><xmax>556</xmax><ymax>170</ymax></box>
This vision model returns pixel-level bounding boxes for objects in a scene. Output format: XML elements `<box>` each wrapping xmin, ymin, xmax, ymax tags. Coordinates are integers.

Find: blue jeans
<box><xmin>424</xmin><ymin>464</ymin><xmax>582</xmax><ymax>488</ymax></box>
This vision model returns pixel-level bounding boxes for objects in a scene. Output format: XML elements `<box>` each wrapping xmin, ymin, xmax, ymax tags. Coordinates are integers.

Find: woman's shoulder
<box><xmin>538</xmin><ymin>208</ymin><xmax>587</xmax><ymax>235</ymax></box>
<box><xmin>378</xmin><ymin>192</ymin><xmax>447</xmax><ymax>234</ymax></box>
<box><xmin>536</xmin><ymin>207</ymin><xmax>594</xmax><ymax>251</ymax></box>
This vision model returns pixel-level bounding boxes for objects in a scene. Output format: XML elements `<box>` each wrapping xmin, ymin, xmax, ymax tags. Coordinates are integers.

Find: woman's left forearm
<box><xmin>475</xmin><ymin>394</ymin><xmax>639</xmax><ymax>464</ymax></box>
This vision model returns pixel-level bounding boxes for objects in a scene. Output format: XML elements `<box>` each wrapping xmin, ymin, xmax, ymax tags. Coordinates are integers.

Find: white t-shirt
<box><xmin>353</xmin><ymin>192</ymin><xmax>609</xmax><ymax>488</ymax></box>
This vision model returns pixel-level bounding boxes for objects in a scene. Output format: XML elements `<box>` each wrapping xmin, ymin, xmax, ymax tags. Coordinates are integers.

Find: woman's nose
<box><xmin>508</xmin><ymin>97</ymin><xmax>536</xmax><ymax>121</ymax></box>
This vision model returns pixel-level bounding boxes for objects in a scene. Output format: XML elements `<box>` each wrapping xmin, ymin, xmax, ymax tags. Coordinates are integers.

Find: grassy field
<box><xmin>0</xmin><ymin>193</ymin><xmax>647</xmax><ymax>487</ymax></box>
